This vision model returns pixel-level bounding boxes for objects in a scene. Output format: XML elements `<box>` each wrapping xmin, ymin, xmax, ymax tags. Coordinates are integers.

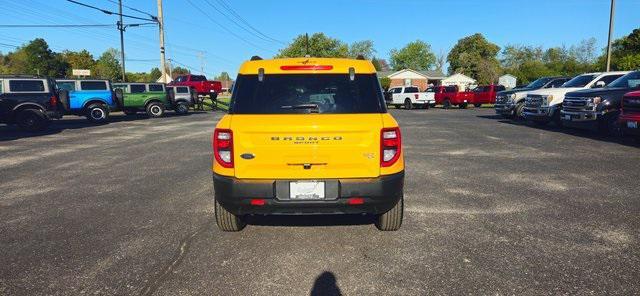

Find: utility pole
<box><xmin>605</xmin><ymin>0</ymin><xmax>615</xmax><ymax>71</ymax></box>
<box><xmin>117</xmin><ymin>0</ymin><xmax>126</xmax><ymax>82</ymax></box>
<box><xmin>157</xmin><ymin>0</ymin><xmax>167</xmax><ymax>83</ymax></box>
<box><xmin>197</xmin><ymin>51</ymin><xmax>205</xmax><ymax>75</ymax></box>
<box><xmin>167</xmin><ymin>58</ymin><xmax>173</xmax><ymax>79</ymax></box>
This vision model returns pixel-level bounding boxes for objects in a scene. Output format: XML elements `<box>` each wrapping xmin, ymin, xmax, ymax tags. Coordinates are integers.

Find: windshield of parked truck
<box><xmin>562</xmin><ymin>74</ymin><xmax>598</xmax><ymax>88</ymax></box>
<box><xmin>526</xmin><ymin>77</ymin><xmax>553</xmax><ymax>89</ymax></box>
<box><xmin>231</xmin><ymin>74</ymin><xmax>385</xmax><ymax>114</ymax></box>
<box><xmin>608</xmin><ymin>71</ymin><xmax>640</xmax><ymax>89</ymax></box>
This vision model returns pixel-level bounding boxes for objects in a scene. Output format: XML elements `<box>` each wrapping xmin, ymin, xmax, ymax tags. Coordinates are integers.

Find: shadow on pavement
<box><xmin>0</xmin><ymin>112</ymin><xmax>206</xmax><ymax>142</ymax></box>
<box><xmin>310</xmin><ymin>271</ymin><xmax>342</xmax><ymax>296</ymax></box>
<box><xmin>476</xmin><ymin>114</ymin><xmax>640</xmax><ymax>148</ymax></box>
<box><xmin>245</xmin><ymin>214</ymin><xmax>375</xmax><ymax>227</ymax></box>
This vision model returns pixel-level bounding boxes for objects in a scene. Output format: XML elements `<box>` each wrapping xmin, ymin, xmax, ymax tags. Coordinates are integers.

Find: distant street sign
<box><xmin>72</xmin><ymin>69</ymin><xmax>91</xmax><ymax>76</ymax></box>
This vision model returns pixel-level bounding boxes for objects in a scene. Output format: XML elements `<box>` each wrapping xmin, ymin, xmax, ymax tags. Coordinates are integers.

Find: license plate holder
<box><xmin>289</xmin><ymin>181</ymin><xmax>325</xmax><ymax>200</ymax></box>
<box><xmin>627</xmin><ymin>121</ymin><xmax>638</xmax><ymax>129</ymax></box>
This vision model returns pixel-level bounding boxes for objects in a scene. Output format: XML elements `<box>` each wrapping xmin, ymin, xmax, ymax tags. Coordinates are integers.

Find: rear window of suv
<box><xmin>230</xmin><ymin>74</ymin><xmax>385</xmax><ymax>114</ymax></box>
<box><xmin>9</xmin><ymin>80</ymin><xmax>45</xmax><ymax>92</ymax></box>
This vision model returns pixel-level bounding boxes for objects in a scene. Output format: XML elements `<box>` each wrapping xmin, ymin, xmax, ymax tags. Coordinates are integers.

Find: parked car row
<box><xmin>385</xmin><ymin>84</ymin><xmax>506</xmax><ymax>110</ymax></box>
<box><xmin>495</xmin><ymin>70</ymin><xmax>640</xmax><ymax>136</ymax></box>
<box><xmin>0</xmin><ymin>75</ymin><xmax>199</xmax><ymax>131</ymax></box>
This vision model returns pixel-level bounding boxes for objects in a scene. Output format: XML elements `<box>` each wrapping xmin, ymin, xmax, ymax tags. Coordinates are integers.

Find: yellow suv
<box><xmin>212</xmin><ymin>57</ymin><xmax>404</xmax><ymax>231</ymax></box>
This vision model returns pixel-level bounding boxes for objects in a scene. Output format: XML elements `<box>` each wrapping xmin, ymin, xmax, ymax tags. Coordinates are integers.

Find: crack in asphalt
<box><xmin>139</xmin><ymin>220</ymin><xmax>212</xmax><ymax>296</ymax></box>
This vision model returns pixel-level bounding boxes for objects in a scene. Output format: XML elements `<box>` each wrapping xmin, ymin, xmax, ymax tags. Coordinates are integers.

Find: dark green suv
<box><xmin>112</xmin><ymin>83</ymin><xmax>171</xmax><ymax>117</ymax></box>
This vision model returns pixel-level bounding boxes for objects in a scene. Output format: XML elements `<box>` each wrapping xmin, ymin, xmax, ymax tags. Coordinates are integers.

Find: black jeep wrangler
<box><xmin>0</xmin><ymin>75</ymin><xmax>68</xmax><ymax>131</ymax></box>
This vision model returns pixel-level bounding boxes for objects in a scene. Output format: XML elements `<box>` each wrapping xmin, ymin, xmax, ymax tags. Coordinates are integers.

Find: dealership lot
<box><xmin>1</xmin><ymin>109</ymin><xmax>638</xmax><ymax>295</ymax></box>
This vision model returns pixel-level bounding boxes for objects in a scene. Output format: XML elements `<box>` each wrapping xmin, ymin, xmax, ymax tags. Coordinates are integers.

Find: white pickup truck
<box><xmin>386</xmin><ymin>86</ymin><xmax>435</xmax><ymax>109</ymax></box>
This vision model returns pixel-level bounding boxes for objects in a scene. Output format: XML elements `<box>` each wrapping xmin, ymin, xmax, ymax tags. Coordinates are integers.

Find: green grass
<box><xmin>201</xmin><ymin>96</ymin><xmax>230</xmax><ymax>111</ymax></box>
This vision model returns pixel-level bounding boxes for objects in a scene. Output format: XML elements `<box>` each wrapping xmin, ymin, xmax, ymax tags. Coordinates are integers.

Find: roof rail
<box><xmin>0</xmin><ymin>74</ymin><xmax>45</xmax><ymax>79</ymax></box>
<box><xmin>250</xmin><ymin>55</ymin><xmax>263</xmax><ymax>61</ymax></box>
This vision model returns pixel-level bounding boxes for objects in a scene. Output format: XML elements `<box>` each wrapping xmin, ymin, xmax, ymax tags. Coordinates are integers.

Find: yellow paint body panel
<box><xmin>238</xmin><ymin>58</ymin><xmax>377</xmax><ymax>75</ymax></box>
<box><xmin>213</xmin><ymin>57</ymin><xmax>404</xmax><ymax>179</ymax></box>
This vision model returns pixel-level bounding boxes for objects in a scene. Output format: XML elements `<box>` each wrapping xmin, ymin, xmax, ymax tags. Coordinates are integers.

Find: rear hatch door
<box><xmin>232</xmin><ymin>114</ymin><xmax>382</xmax><ymax>179</ymax></box>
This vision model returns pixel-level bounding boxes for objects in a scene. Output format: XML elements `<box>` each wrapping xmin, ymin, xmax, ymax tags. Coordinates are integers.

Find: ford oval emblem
<box><xmin>240</xmin><ymin>153</ymin><xmax>255</xmax><ymax>160</ymax></box>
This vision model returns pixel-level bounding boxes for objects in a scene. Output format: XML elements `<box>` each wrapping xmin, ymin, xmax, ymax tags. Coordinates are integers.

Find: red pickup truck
<box><xmin>471</xmin><ymin>84</ymin><xmax>506</xmax><ymax>107</ymax></box>
<box><xmin>619</xmin><ymin>90</ymin><xmax>640</xmax><ymax>136</ymax></box>
<box><xmin>433</xmin><ymin>85</ymin><xmax>474</xmax><ymax>109</ymax></box>
<box><xmin>169</xmin><ymin>74</ymin><xmax>222</xmax><ymax>98</ymax></box>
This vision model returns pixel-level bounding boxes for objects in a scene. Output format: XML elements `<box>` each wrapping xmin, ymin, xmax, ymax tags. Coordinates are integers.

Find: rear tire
<box><xmin>175</xmin><ymin>102</ymin><xmax>189</xmax><ymax>115</ymax></box>
<box><xmin>16</xmin><ymin>109</ymin><xmax>48</xmax><ymax>131</ymax></box>
<box><xmin>459</xmin><ymin>103</ymin><xmax>468</xmax><ymax>109</ymax></box>
<box><xmin>85</xmin><ymin>103</ymin><xmax>109</xmax><ymax>124</ymax></box>
<box><xmin>375</xmin><ymin>197</ymin><xmax>403</xmax><ymax>231</ymax></box>
<box><xmin>474</xmin><ymin>103</ymin><xmax>482</xmax><ymax>108</ymax></box>
<box><xmin>443</xmin><ymin>99</ymin><xmax>451</xmax><ymax>109</ymax></box>
<box><xmin>394</xmin><ymin>104</ymin><xmax>400</xmax><ymax>109</ymax></box>
<box><xmin>146</xmin><ymin>102</ymin><xmax>165</xmax><ymax>118</ymax></box>
<box><xmin>214</xmin><ymin>198</ymin><xmax>246</xmax><ymax>232</ymax></box>
<box><xmin>404</xmin><ymin>99</ymin><xmax>412</xmax><ymax>110</ymax></box>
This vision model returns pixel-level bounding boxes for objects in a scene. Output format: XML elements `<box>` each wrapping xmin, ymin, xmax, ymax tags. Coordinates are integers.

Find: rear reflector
<box><xmin>280</xmin><ymin>65</ymin><xmax>333</xmax><ymax>71</ymax></box>
<box><xmin>347</xmin><ymin>197</ymin><xmax>365</xmax><ymax>205</ymax></box>
<box><xmin>250</xmin><ymin>199</ymin><xmax>266</xmax><ymax>206</ymax></box>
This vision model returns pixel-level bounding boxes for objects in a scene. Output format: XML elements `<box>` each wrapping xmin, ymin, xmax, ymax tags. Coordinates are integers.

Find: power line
<box><xmin>184</xmin><ymin>0</ymin><xmax>274</xmax><ymax>54</ymax></box>
<box><xmin>0</xmin><ymin>24</ymin><xmax>114</xmax><ymax>28</ymax></box>
<box><xmin>202</xmin><ymin>0</ymin><xmax>283</xmax><ymax>45</ymax></box>
<box><xmin>214</xmin><ymin>0</ymin><xmax>285</xmax><ymax>45</ymax></box>
<box><xmin>66</xmin><ymin>0</ymin><xmax>157</xmax><ymax>22</ymax></box>
<box><xmin>105</xmin><ymin>0</ymin><xmax>156</xmax><ymax>19</ymax></box>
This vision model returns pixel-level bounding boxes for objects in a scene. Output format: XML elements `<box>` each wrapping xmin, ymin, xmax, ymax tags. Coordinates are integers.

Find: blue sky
<box><xmin>1</xmin><ymin>0</ymin><xmax>639</xmax><ymax>78</ymax></box>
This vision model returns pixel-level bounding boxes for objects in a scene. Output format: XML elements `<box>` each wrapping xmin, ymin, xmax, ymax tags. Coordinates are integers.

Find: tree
<box><xmin>434</xmin><ymin>51</ymin><xmax>446</xmax><ymax>73</ymax></box>
<box><xmin>93</xmin><ymin>48</ymin><xmax>122</xmax><ymax>81</ymax></box>
<box><xmin>348</xmin><ymin>40</ymin><xmax>376</xmax><ymax>59</ymax></box>
<box><xmin>276</xmin><ymin>33</ymin><xmax>348</xmax><ymax>58</ymax></box>
<box><xmin>62</xmin><ymin>50</ymin><xmax>95</xmax><ymax>77</ymax></box>
<box><xmin>5</xmin><ymin>38</ymin><xmax>69</xmax><ymax>77</ymax></box>
<box><xmin>171</xmin><ymin>66</ymin><xmax>190</xmax><ymax>77</ymax></box>
<box><xmin>389</xmin><ymin>40</ymin><xmax>436</xmax><ymax>71</ymax></box>
<box><xmin>149</xmin><ymin>67</ymin><xmax>162</xmax><ymax>81</ymax></box>
<box><xmin>379</xmin><ymin>77</ymin><xmax>391</xmax><ymax>90</ymax></box>
<box><xmin>447</xmin><ymin>33</ymin><xmax>501</xmax><ymax>84</ymax></box>
<box><xmin>215</xmin><ymin>71</ymin><xmax>231</xmax><ymax>81</ymax></box>
<box><xmin>601</xmin><ymin>28</ymin><xmax>640</xmax><ymax>70</ymax></box>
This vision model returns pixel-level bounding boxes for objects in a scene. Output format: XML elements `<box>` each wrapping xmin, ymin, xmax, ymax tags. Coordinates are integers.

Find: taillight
<box><xmin>414</xmin><ymin>94</ymin><xmax>419</xmax><ymax>100</ymax></box>
<box><xmin>380</xmin><ymin>127</ymin><xmax>401</xmax><ymax>167</ymax></box>
<box><xmin>213</xmin><ymin>128</ymin><xmax>233</xmax><ymax>168</ymax></box>
<box><xmin>49</xmin><ymin>95</ymin><xmax>58</xmax><ymax>108</ymax></box>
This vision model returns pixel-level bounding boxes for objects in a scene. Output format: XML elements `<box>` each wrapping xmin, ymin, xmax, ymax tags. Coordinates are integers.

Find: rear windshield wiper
<box><xmin>280</xmin><ymin>104</ymin><xmax>319</xmax><ymax>111</ymax></box>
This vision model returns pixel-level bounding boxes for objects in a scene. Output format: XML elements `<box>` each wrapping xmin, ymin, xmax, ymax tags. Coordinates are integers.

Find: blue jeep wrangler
<box><xmin>56</xmin><ymin>79</ymin><xmax>123</xmax><ymax>123</ymax></box>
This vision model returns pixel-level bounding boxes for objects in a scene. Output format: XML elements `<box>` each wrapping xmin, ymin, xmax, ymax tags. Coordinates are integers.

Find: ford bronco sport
<box><xmin>0</xmin><ymin>75</ymin><xmax>67</xmax><ymax>131</ymax></box>
<box><xmin>212</xmin><ymin>57</ymin><xmax>405</xmax><ymax>232</ymax></box>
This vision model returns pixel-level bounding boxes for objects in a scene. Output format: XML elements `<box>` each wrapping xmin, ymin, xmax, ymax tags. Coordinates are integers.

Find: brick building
<box><xmin>378</xmin><ymin>69</ymin><xmax>446</xmax><ymax>91</ymax></box>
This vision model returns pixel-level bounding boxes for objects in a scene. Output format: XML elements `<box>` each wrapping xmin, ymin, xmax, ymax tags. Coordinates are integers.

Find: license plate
<box><xmin>290</xmin><ymin>181</ymin><xmax>325</xmax><ymax>200</ymax></box>
<box><xmin>563</xmin><ymin>115</ymin><xmax>572</xmax><ymax>121</ymax></box>
<box><xmin>627</xmin><ymin>121</ymin><xmax>638</xmax><ymax>129</ymax></box>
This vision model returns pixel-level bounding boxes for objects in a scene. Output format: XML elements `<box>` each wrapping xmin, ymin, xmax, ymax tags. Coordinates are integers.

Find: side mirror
<box><xmin>593</xmin><ymin>81</ymin><xmax>606</xmax><ymax>88</ymax></box>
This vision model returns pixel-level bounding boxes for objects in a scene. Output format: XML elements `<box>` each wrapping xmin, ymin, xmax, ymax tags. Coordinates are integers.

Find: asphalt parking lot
<box><xmin>1</xmin><ymin>108</ymin><xmax>639</xmax><ymax>295</ymax></box>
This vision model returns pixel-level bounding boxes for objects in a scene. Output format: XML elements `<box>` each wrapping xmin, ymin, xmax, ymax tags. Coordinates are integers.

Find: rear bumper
<box><xmin>213</xmin><ymin>171</ymin><xmax>404</xmax><ymax>215</ymax></box>
<box><xmin>620</xmin><ymin>113</ymin><xmax>640</xmax><ymax>135</ymax></box>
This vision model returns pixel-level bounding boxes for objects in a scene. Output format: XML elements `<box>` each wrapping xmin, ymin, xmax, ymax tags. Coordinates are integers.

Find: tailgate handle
<box><xmin>287</xmin><ymin>163</ymin><xmax>327</xmax><ymax>170</ymax></box>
